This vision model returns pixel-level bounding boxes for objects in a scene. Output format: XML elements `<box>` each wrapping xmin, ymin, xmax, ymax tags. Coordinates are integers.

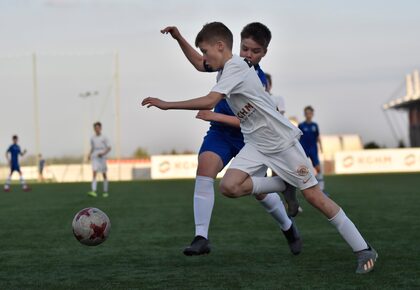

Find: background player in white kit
<box><xmin>87</xmin><ymin>122</ymin><xmax>111</xmax><ymax>198</ymax></box>
<box><xmin>142</xmin><ymin>22</ymin><xmax>378</xmax><ymax>274</ymax></box>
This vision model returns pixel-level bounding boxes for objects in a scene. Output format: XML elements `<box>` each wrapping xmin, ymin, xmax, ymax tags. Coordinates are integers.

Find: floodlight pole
<box><xmin>114</xmin><ymin>51</ymin><xmax>122</xmax><ymax>180</ymax></box>
<box><xmin>32</xmin><ymin>53</ymin><xmax>41</xmax><ymax>172</ymax></box>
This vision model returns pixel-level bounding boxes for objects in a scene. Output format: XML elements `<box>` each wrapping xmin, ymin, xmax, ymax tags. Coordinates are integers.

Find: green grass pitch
<box><xmin>0</xmin><ymin>174</ymin><xmax>419</xmax><ymax>289</ymax></box>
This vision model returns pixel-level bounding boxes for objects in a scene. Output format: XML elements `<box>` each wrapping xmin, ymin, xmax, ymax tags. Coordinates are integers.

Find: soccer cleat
<box><xmin>22</xmin><ymin>185</ymin><xmax>31</xmax><ymax>192</ymax></box>
<box><xmin>4</xmin><ymin>185</ymin><xmax>10</xmax><ymax>192</ymax></box>
<box><xmin>183</xmin><ymin>235</ymin><xmax>211</xmax><ymax>256</ymax></box>
<box><xmin>102</xmin><ymin>192</ymin><xmax>109</xmax><ymax>198</ymax></box>
<box><xmin>87</xmin><ymin>191</ymin><xmax>97</xmax><ymax>197</ymax></box>
<box><xmin>355</xmin><ymin>245</ymin><xmax>378</xmax><ymax>274</ymax></box>
<box><xmin>282</xmin><ymin>221</ymin><xmax>302</xmax><ymax>255</ymax></box>
<box><xmin>283</xmin><ymin>183</ymin><xmax>299</xmax><ymax>217</ymax></box>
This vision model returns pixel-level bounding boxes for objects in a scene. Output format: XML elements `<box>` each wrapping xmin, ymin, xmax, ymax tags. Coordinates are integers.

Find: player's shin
<box><xmin>258</xmin><ymin>193</ymin><xmax>292</xmax><ymax>230</ymax></box>
<box><xmin>103</xmin><ymin>179</ymin><xmax>109</xmax><ymax>192</ymax></box>
<box><xmin>92</xmin><ymin>178</ymin><xmax>97</xmax><ymax>192</ymax></box>
<box><xmin>329</xmin><ymin>208</ymin><xmax>368</xmax><ymax>252</ymax></box>
<box><xmin>194</xmin><ymin>176</ymin><xmax>215</xmax><ymax>239</ymax></box>
<box><xmin>251</xmin><ymin>176</ymin><xmax>286</xmax><ymax>195</ymax></box>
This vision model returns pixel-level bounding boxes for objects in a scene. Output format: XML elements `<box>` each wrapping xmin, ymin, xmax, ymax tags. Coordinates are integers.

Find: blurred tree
<box><xmin>133</xmin><ymin>147</ymin><xmax>150</xmax><ymax>159</ymax></box>
<box><xmin>364</xmin><ymin>142</ymin><xmax>381</xmax><ymax>149</ymax></box>
<box><xmin>398</xmin><ymin>140</ymin><xmax>406</xmax><ymax>148</ymax></box>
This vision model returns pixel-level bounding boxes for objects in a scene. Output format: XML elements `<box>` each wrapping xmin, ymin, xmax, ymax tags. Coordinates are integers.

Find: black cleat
<box><xmin>183</xmin><ymin>236</ymin><xmax>211</xmax><ymax>256</ymax></box>
<box><xmin>283</xmin><ymin>183</ymin><xmax>299</xmax><ymax>217</ymax></box>
<box><xmin>282</xmin><ymin>221</ymin><xmax>302</xmax><ymax>255</ymax></box>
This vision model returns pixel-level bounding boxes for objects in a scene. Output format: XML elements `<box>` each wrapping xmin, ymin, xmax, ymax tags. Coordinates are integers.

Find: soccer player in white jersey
<box><xmin>161</xmin><ymin>23</ymin><xmax>300</xmax><ymax>256</ymax></box>
<box><xmin>87</xmin><ymin>122</ymin><xmax>111</xmax><ymax>198</ymax></box>
<box><xmin>142</xmin><ymin>22</ymin><xmax>377</xmax><ymax>274</ymax></box>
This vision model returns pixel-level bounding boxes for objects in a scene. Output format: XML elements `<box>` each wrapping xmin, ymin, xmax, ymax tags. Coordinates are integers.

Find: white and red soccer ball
<box><xmin>72</xmin><ymin>207</ymin><xmax>111</xmax><ymax>246</ymax></box>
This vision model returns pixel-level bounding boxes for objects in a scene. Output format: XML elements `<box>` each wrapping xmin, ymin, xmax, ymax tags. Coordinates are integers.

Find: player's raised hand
<box><xmin>196</xmin><ymin>110</ymin><xmax>216</xmax><ymax>122</ymax></box>
<box><xmin>161</xmin><ymin>26</ymin><xmax>180</xmax><ymax>39</ymax></box>
<box><xmin>141</xmin><ymin>97</ymin><xmax>169</xmax><ymax>110</ymax></box>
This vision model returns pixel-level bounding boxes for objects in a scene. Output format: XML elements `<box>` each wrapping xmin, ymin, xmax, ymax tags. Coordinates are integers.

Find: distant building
<box><xmin>383</xmin><ymin>70</ymin><xmax>420</xmax><ymax>147</ymax></box>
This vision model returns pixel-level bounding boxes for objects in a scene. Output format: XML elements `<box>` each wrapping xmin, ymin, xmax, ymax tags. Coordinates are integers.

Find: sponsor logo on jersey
<box><xmin>236</xmin><ymin>102</ymin><xmax>256</xmax><ymax>122</ymax></box>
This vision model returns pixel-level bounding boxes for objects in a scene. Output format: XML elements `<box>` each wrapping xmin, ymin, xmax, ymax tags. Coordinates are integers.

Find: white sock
<box><xmin>5</xmin><ymin>176</ymin><xmax>11</xmax><ymax>186</ymax></box>
<box><xmin>251</xmin><ymin>176</ymin><xmax>286</xmax><ymax>195</ymax></box>
<box><xmin>19</xmin><ymin>176</ymin><xmax>25</xmax><ymax>185</ymax></box>
<box><xmin>316</xmin><ymin>173</ymin><xmax>325</xmax><ymax>191</ymax></box>
<box><xmin>103</xmin><ymin>179</ymin><xmax>108</xmax><ymax>192</ymax></box>
<box><xmin>194</xmin><ymin>176</ymin><xmax>215</xmax><ymax>239</ymax></box>
<box><xmin>329</xmin><ymin>208</ymin><xmax>368</xmax><ymax>252</ymax></box>
<box><xmin>92</xmin><ymin>178</ymin><xmax>97</xmax><ymax>192</ymax></box>
<box><xmin>259</xmin><ymin>193</ymin><xmax>292</xmax><ymax>231</ymax></box>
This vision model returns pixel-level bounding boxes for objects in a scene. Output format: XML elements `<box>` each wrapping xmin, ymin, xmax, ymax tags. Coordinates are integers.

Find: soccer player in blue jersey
<box><xmin>160</xmin><ymin>23</ymin><xmax>300</xmax><ymax>256</ymax></box>
<box><xmin>298</xmin><ymin>106</ymin><xmax>325</xmax><ymax>191</ymax></box>
<box><xmin>4</xmin><ymin>135</ymin><xmax>30</xmax><ymax>192</ymax></box>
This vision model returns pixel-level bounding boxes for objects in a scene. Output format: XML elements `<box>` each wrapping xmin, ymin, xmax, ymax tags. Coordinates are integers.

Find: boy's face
<box><xmin>304</xmin><ymin>109</ymin><xmax>314</xmax><ymax>121</ymax></box>
<box><xmin>13</xmin><ymin>138</ymin><xmax>18</xmax><ymax>144</ymax></box>
<box><xmin>199</xmin><ymin>41</ymin><xmax>225</xmax><ymax>70</ymax></box>
<box><xmin>240</xmin><ymin>38</ymin><xmax>267</xmax><ymax>65</ymax></box>
<box><xmin>94</xmin><ymin>125</ymin><xmax>102</xmax><ymax>135</ymax></box>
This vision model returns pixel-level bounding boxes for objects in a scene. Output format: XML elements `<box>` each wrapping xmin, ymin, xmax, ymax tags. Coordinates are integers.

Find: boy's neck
<box><xmin>221</xmin><ymin>51</ymin><xmax>233</xmax><ymax>67</ymax></box>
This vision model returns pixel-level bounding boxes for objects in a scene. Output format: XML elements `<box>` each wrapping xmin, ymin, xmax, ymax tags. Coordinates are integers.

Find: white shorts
<box><xmin>92</xmin><ymin>157</ymin><xmax>107</xmax><ymax>173</ymax></box>
<box><xmin>229</xmin><ymin>141</ymin><xmax>318</xmax><ymax>190</ymax></box>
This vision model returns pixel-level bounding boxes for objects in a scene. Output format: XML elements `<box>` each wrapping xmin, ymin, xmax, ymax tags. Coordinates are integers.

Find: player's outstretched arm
<box><xmin>142</xmin><ymin>92</ymin><xmax>223</xmax><ymax>111</ymax></box>
<box><xmin>21</xmin><ymin>149</ymin><xmax>27</xmax><ymax>156</ymax></box>
<box><xmin>161</xmin><ymin>26</ymin><xmax>205</xmax><ymax>72</ymax></box>
<box><xmin>196</xmin><ymin>110</ymin><xmax>240</xmax><ymax>128</ymax></box>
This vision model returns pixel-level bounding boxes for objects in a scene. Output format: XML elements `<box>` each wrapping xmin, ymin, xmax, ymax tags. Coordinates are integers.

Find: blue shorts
<box><xmin>10</xmin><ymin>164</ymin><xmax>21</xmax><ymax>173</ymax></box>
<box><xmin>306</xmin><ymin>150</ymin><xmax>320</xmax><ymax>167</ymax></box>
<box><xmin>199</xmin><ymin>129</ymin><xmax>245</xmax><ymax>167</ymax></box>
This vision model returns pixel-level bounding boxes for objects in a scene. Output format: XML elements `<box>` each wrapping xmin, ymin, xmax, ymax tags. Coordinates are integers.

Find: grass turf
<box><xmin>0</xmin><ymin>174</ymin><xmax>419</xmax><ymax>289</ymax></box>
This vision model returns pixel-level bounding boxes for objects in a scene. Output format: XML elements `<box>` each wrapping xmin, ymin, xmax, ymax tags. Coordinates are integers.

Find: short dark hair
<box><xmin>12</xmin><ymin>135</ymin><xmax>18</xmax><ymax>140</ymax></box>
<box><xmin>195</xmin><ymin>22</ymin><xmax>233</xmax><ymax>50</ymax></box>
<box><xmin>265</xmin><ymin>73</ymin><xmax>272</xmax><ymax>86</ymax></box>
<box><xmin>304</xmin><ymin>106</ymin><xmax>314</xmax><ymax>112</ymax></box>
<box><xmin>241</xmin><ymin>22</ymin><xmax>272</xmax><ymax>50</ymax></box>
<box><xmin>94</xmin><ymin>122</ymin><xmax>102</xmax><ymax>128</ymax></box>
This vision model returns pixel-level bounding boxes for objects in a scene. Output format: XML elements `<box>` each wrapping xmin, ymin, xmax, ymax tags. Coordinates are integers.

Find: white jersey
<box><xmin>211</xmin><ymin>55</ymin><xmax>301</xmax><ymax>153</ymax></box>
<box><xmin>271</xmin><ymin>95</ymin><xmax>286</xmax><ymax>114</ymax></box>
<box><xmin>90</xmin><ymin>134</ymin><xmax>110</xmax><ymax>158</ymax></box>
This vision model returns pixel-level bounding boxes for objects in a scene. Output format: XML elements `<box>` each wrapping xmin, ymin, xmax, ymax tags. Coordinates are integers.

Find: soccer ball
<box><xmin>72</xmin><ymin>207</ymin><xmax>111</xmax><ymax>246</ymax></box>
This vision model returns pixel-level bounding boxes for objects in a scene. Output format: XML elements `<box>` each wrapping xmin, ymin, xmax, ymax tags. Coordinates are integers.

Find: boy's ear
<box><xmin>216</xmin><ymin>41</ymin><xmax>224</xmax><ymax>51</ymax></box>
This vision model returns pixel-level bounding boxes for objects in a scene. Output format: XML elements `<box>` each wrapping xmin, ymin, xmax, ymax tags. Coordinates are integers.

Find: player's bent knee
<box><xmin>219</xmin><ymin>180</ymin><xmax>241</xmax><ymax>198</ymax></box>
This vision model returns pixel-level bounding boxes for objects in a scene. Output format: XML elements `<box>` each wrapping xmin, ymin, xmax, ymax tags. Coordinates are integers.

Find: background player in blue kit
<box><xmin>298</xmin><ymin>106</ymin><xmax>325</xmax><ymax>191</ymax></box>
<box><xmin>161</xmin><ymin>23</ymin><xmax>300</xmax><ymax>256</ymax></box>
<box><xmin>4</xmin><ymin>135</ymin><xmax>30</xmax><ymax>192</ymax></box>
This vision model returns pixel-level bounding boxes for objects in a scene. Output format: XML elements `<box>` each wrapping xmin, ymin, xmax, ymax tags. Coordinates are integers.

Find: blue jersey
<box><xmin>7</xmin><ymin>144</ymin><xmax>21</xmax><ymax>168</ymax></box>
<box><xmin>209</xmin><ymin>63</ymin><xmax>267</xmax><ymax>134</ymax></box>
<box><xmin>298</xmin><ymin>121</ymin><xmax>320</xmax><ymax>153</ymax></box>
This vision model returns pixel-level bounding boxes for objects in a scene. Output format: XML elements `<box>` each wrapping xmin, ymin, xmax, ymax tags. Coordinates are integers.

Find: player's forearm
<box><xmin>175</xmin><ymin>35</ymin><xmax>205</xmax><ymax>71</ymax></box>
<box><xmin>167</xmin><ymin>95</ymin><xmax>220</xmax><ymax>110</ymax></box>
<box><xmin>211</xmin><ymin>113</ymin><xmax>240</xmax><ymax>128</ymax></box>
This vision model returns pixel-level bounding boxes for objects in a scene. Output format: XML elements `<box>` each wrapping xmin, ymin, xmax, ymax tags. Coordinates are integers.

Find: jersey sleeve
<box><xmin>211</xmin><ymin>61</ymin><xmax>244</xmax><ymax>97</ymax></box>
<box><xmin>6</xmin><ymin>146</ymin><xmax>11</xmax><ymax>153</ymax></box>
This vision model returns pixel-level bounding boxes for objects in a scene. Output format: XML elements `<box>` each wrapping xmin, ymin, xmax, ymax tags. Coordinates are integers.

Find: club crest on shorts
<box><xmin>297</xmin><ymin>166</ymin><xmax>309</xmax><ymax>176</ymax></box>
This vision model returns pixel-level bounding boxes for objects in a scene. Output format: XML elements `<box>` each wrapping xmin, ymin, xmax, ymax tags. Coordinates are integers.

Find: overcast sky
<box><xmin>0</xmin><ymin>0</ymin><xmax>419</xmax><ymax>158</ymax></box>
